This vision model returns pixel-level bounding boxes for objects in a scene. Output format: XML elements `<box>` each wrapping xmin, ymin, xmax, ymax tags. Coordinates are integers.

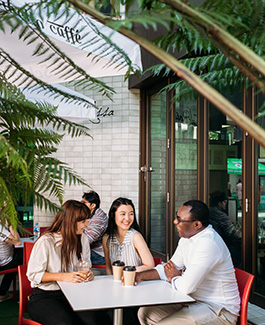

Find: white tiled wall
<box><xmin>34</xmin><ymin>76</ymin><xmax>140</xmax><ymax>226</ymax></box>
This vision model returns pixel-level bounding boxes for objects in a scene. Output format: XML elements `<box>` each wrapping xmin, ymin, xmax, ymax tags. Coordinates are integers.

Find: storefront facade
<box><xmin>134</xmin><ymin>73</ymin><xmax>265</xmax><ymax>307</ymax></box>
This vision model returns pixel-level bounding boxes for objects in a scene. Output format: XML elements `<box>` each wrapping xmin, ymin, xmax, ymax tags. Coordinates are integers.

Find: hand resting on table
<box><xmin>42</xmin><ymin>270</ymin><xmax>94</xmax><ymax>283</ymax></box>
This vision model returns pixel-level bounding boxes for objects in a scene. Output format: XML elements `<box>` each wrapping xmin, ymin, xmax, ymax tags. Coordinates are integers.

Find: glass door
<box><xmin>255</xmin><ymin>92</ymin><xmax>265</xmax><ymax>301</ymax></box>
<box><xmin>149</xmin><ymin>91</ymin><xmax>167</xmax><ymax>254</ymax></box>
<box><xmin>208</xmin><ymin>90</ymin><xmax>243</xmax><ymax>268</ymax></box>
<box><xmin>174</xmin><ymin>96</ymin><xmax>198</xmax><ymax>249</ymax></box>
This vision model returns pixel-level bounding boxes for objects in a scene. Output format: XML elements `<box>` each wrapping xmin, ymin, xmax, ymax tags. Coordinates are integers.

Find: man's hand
<box><xmin>133</xmin><ymin>269</ymin><xmax>160</xmax><ymax>286</ymax></box>
<box><xmin>134</xmin><ymin>272</ymin><xmax>143</xmax><ymax>286</ymax></box>
<box><xmin>164</xmin><ymin>261</ymin><xmax>181</xmax><ymax>283</ymax></box>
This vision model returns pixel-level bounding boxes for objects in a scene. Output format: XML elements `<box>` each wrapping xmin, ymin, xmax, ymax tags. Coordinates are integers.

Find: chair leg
<box><xmin>12</xmin><ymin>273</ymin><xmax>16</xmax><ymax>301</ymax></box>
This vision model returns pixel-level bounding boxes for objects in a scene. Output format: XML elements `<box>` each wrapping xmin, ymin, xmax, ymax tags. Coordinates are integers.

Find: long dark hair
<box><xmin>106</xmin><ymin>197</ymin><xmax>141</xmax><ymax>239</ymax></box>
<box><xmin>47</xmin><ymin>200</ymin><xmax>90</xmax><ymax>270</ymax></box>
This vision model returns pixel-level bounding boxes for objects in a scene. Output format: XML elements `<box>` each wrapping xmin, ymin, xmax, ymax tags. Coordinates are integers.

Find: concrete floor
<box><xmin>248</xmin><ymin>302</ymin><xmax>265</xmax><ymax>325</ymax></box>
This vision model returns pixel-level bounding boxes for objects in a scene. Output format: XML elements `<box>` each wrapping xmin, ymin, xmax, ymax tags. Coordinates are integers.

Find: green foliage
<box><xmin>0</xmin><ymin>0</ymin><xmax>145</xmax><ymax>227</ymax></box>
<box><xmin>104</xmin><ymin>0</ymin><xmax>265</xmax><ymax>103</ymax></box>
<box><xmin>1</xmin><ymin>0</ymin><xmax>265</xmax><ymax>227</ymax></box>
<box><xmin>0</xmin><ymin>74</ymin><xmax>91</xmax><ymax>226</ymax></box>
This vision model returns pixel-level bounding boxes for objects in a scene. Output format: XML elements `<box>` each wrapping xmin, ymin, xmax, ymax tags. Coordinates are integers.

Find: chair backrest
<box><xmin>22</xmin><ymin>228</ymin><xmax>33</xmax><ymax>237</ymax></box>
<box><xmin>234</xmin><ymin>268</ymin><xmax>254</xmax><ymax>325</ymax></box>
<box><xmin>18</xmin><ymin>265</ymin><xmax>42</xmax><ymax>325</ymax></box>
<box><xmin>153</xmin><ymin>257</ymin><xmax>162</xmax><ymax>266</ymax></box>
<box><xmin>18</xmin><ymin>265</ymin><xmax>31</xmax><ymax>325</ymax></box>
<box><xmin>40</xmin><ymin>227</ymin><xmax>49</xmax><ymax>234</ymax></box>
<box><xmin>23</xmin><ymin>242</ymin><xmax>35</xmax><ymax>265</ymax></box>
<box><xmin>0</xmin><ymin>267</ymin><xmax>18</xmax><ymax>300</ymax></box>
<box><xmin>92</xmin><ymin>264</ymin><xmax>106</xmax><ymax>269</ymax></box>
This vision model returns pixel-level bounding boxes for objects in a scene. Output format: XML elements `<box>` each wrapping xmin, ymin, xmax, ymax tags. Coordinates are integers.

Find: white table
<box><xmin>16</xmin><ymin>236</ymin><xmax>36</xmax><ymax>248</ymax></box>
<box><xmin>58</xmin><ymin>275</ymin><xmax>195</xmax><ymax>325</ymax></box>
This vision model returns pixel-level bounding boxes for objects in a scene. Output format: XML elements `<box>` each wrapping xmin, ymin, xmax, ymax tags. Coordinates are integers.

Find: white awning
<box><xmin>0</xmin><ymin>0</ymin><xmax>142</xmax><ymax>83</ymax></box>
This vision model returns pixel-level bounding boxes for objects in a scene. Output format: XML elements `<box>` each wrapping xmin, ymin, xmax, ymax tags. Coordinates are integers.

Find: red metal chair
<box><xmin>0</xmin><ymin>267</ymin><xmax>18</xmax><ymax>300</ymax></box>
<box><xmin>92</xmin><ymin>264</ymin><xmax>106</xmax><ymax>269</ymax></box>
<box><xmin>21</xmin><ymin>228</ymin><xmax>33</xmax><ymax>238</ymax></box>
<box><xmin>18</xmin><ymin>265</ymin><xmax>42</xmax><ymax>325</ymax></box>
<box><xmin>23</xmin><ymin>242</ymin><xmax>35</xmax><ymax>265</ymax></box>
<box><xmin>153</xmin><ymin>257</ymin><xmax>162</xmax><ymax>266</ymax></box>
<box><xmin>40</xmin><ymin>227</ymin><xmax>49</xmax><ymax>234</ymax></box>
<box><xmin>234</xmin><ymin>268</ymin><xmax>254</xmax><ymax>325</ymax></box>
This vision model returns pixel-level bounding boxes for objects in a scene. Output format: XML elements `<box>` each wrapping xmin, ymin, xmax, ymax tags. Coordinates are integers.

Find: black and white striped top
<box><xmin>107</xmin><ymin>229</ymin><xmax>142</xmax><ymax>267</ymax></box>
<box><xmin>0</xmin><ymin>225</ymin><xmax>13</xmax><ymax>267</ymax></box>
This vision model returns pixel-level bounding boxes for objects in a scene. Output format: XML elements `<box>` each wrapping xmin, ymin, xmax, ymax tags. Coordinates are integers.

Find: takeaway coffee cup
<box><xmin>112</xmin><ymin>260</ymin><xmax>125</xmax><ymax>281</ymax></box>
<box><xmin>123</xmin><ymin>266</ymin><xmax>136</xmax><ymax>286</ymax></box>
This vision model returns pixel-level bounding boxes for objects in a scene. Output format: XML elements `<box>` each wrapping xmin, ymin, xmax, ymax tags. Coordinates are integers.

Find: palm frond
<box><xmin>0</xmin><ymin>2</ymin><xmax>116</xmax><ymax>99</ymax></box>
<box><xmin>0</xmin><ymin>176</ymin><xmax>20</xmax><ymax>227</ymax></box>
<box><xmin>0</xmin><ymin>134</ymin><xmax>29</xmax><ymax>174</ymax></box>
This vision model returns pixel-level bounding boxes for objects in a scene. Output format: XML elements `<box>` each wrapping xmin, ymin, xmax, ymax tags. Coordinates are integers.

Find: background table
<box><xmin>16</xmin><ymin>236</ymin><xmax>36</xmax><ymax>248</ymax></box>
<box><xmin>58</xmin><ymin>275</ymin><xmax>195</xmax><ymax>325</ymax></box>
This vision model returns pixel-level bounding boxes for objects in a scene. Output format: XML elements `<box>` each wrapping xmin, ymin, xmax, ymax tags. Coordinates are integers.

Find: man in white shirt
<box><xmin>136</xmin><ymin>200</ymin><xmax>240</xmax><ymax>324</ymax></box>
<box><xmin>0</xmin><ymin>223</ymin><xmax>22</xmax><ymax>302</ymax></box>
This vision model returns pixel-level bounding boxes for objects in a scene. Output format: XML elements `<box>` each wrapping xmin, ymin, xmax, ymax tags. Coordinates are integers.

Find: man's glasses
<box><xmin>175</xmin><ymin>216</ymin><xmax>196</xmax><ymax>223</ymax></box>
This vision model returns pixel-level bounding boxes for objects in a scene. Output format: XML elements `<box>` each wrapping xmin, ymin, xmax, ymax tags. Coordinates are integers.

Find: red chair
<box><xmin>23</xmin><ymin>242</ymin><xmax>35</xmax><ymax>265</ymax></box>
<box><xmin>40</xmin><ymin>227</ymin><xmax>49</xmax><ymax>234</ymax></box>
<box><xmin>22</xmin><ymin>228</ymin><xmax>33</xmax><ymax>238</ymax></box>
<box><xmin>153</xmin><ymin>257</ymin><xmax>162</xmax><ymax>266</ymax></box>
<box><xmin>234</xmin><ymin>268</ymin><xmax>254</xmax><ymax>325</ymax></box>
<box><xmin>92</xmin><ymin>264</ymin><xmax>106</xmax><ymax>269</ymax></box>
<box><xmin>0</xmin><ymin>267</ymin><xmax>18</xmax><ymax>300</ymax></box>
<box><xmin>18</xmin><ymin>265</ymin><xmax>42</xmax><ymax>325</ymax></box>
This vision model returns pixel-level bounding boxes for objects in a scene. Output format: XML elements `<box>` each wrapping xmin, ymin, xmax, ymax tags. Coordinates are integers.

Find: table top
<box><xmin>58</xmin><ymin>275</ymin><xmax>195</xmax><ymax>311</ymax></box>
<box><xmin>16</xmin><ymin>236</ymin><xmax>36</xmax><ymax>248</ymax></box>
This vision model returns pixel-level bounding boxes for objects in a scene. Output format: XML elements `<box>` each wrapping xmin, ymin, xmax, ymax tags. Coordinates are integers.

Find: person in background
<box><xmin>236</xmin><ymin>179</ymin><xmax>242</xmax><ymax>209</ymax></box>
<box><xmin>209</xmin><ymin>191</ymin><xmax>241</xmax><ymax>267</ymax></box>
<box><xmin>27</xmin><ymin>200</ymin><xmax>102</xmax><ymax>325</ymax></box>
<box><xmin>136</xmin><ymin>200</ymin><xmax>240</xmax><ymax>325</ymax></box>
<box><xmin>0</xmin><ymin>222</ymin><xmax>22</xmax><ymax>302</ymax></box>
<box><xmin>103</xmin><ymin>197</ymin><xmax>155</xmax><ymax>325</ymax></box>
<box><xmin>81</xmin><ymin>191</ymin><xmax>108</xmax><ymax>265</ymax></box>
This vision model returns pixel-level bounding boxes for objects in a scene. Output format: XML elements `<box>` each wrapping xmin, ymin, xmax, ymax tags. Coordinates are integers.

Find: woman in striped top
<box><xmin>103</xmin><ymin>197</ymin><xmax>154</xmax><ymax>275</ymax></box>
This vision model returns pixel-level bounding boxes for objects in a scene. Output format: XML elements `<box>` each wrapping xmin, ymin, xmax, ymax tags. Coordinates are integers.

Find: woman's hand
<box><xmin>42</xmin><ymin>270</ymin><xmax>94</xmax><ymax>283</ymax></box>
<box><xmin>86</xmin><ymin>270</ymin><xmax>94</xmax><ymax>282</ymax></box>
<box><xmin>60</xmin><ymin>272</ymin><xmax>92</xmax><ymax>283</ymax></box>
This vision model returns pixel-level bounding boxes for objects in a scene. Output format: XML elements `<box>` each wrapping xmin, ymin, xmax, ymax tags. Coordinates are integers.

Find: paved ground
<box><xmin>248</xmin><ymin>303</ymin><xmax>265</xmax><ymax>325</ymax></box>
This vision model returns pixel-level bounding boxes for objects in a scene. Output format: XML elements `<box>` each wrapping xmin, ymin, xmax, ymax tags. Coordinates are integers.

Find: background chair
<box><xmin>0</xmin><ymin>267</ymin><xmax>18</xmax><ymax>300</ymax></box>
<box><xmin>21</xmin><ymin>228</ymin><xmax>33</xmax><ymax>238</ymax></box>
<box><xmin>235</xmin><ymin>268</ymin><xmax>254</xmax><ymax>325</ymax></box>
<box><xmin>91</xmin><ymin>264</ymin><xmax>106</xmax><ymax>269</ymax></box>
<box><xmin>40</xmin><ymin>227</ymin><xmax>49</xmax><ymax>234</ymax></box>
<box><xmin>23</xmin><ymin>242</ymin><xmax>35</xmax><ymax>265</ymax></box>
<box><xmin>18</xmin><ymin>265</ymin><xmax>42</xmax><ymax>325</ymax></box>
<box><xmin>153</xmin><ymin>257</ymin><xmax>162</xmax><ymax>266</ymax></box>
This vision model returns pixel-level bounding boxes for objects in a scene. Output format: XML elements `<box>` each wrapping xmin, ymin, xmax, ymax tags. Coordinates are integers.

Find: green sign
<box><xmin>227</xmin><ymin>158</ymin><xmax>265</xmax><ymax>175</ymax></box>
